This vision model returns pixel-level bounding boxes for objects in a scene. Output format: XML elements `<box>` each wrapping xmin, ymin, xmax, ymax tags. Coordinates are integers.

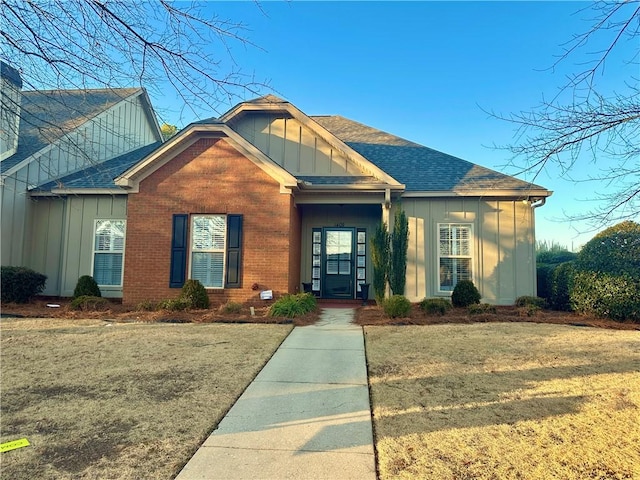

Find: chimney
<box><xmin>1</xmin><ymin>61</ymin><xmax>22</xmax><ymax>161</ymax></box>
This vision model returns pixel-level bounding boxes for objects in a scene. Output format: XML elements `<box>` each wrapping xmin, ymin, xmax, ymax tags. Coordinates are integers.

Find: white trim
<box><xmin>91</xmin><ymin>219</ymin><xmax>126</xmax><ymax>288</ymax></box>
<box><xmin>436</xmin><ymin>222</ymin><xmax>474</xmax><ymax>294</ymax></box>
<box><xmin>402</xmin><ymin>189</ymin><xmax>552</xmax><ymax>199</ymax></box>
<box><xmin>189</xmin><ymin>214</ymin><xmax>227</xmax><ymax>289</ymax></box>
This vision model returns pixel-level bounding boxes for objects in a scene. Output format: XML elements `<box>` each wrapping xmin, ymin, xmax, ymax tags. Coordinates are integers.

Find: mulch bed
<box><xmin>2</xmin><ymin>298</ymin><xmax>637</xmax><ymax>330</ymax></box>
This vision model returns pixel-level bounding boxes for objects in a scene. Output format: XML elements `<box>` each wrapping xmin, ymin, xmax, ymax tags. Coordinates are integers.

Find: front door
<box><xmin>323</xmin><ymin>228</ymin><xmax>354</xmax><ymax>299</ymax></box>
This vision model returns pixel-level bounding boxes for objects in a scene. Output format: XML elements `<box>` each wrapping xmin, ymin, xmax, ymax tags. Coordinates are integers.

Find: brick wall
<box><xmin>123</xmin><ymin>137</ymin><xmax>298</xmax><ymax>306</ymax></box>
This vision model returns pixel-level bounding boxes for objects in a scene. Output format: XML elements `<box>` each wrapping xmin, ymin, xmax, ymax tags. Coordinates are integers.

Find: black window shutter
<box><xmin>225</xmin><ymin>214</ymin><xmax>243</xmax><ymax>288</ymax></box>
<box><xmin>170</xmin><ymin>214</ymin><xmax>188</xmax><ymax>288</ymax></box>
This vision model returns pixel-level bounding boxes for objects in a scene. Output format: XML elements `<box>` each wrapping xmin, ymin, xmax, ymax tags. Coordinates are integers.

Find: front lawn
<box><xmin>365</xmin><ymin>323</ymin><xmax>640</xmax><ymax>479</ymax></box>
<box><xmin>0</xmin><ymin>318</ymin><xmax>292</xmax><ymax>479</ymax></box>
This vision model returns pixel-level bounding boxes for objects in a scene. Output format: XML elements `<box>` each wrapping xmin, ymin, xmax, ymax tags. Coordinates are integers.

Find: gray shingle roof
<box><xmin>2</xmin><ymin>88</ymin><xmax>141</xmax><ymax>172</ymax></box>
<box><xmin>33</xmin><ymin>142</ymin><xmax>161</xmax><ymax>192</ymax></box>
<box><xmin>311</xmin><ymin>115</ymin><xmax>546</xmax><ymax>193</ymax></box>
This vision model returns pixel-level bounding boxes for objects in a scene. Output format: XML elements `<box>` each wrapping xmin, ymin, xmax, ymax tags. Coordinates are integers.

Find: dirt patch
<box><xmin>355</xmin><ymin>303</ymin><xmax>640</xmax><ymax>330</ymax></box>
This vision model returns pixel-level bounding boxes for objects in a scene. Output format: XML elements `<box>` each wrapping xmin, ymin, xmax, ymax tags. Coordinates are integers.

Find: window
<box><xmin>438</xmin><ymin>223</ymin><xmax>473</xmax><ymax>292</ymax></box>
<box><xmin>93</xmin><ymin>220</ymin><xmax>126</xmax><ymax>286</ymax></box>
<box><xmin>190</xmin><ymin>215</ymin><xmax>226</xmax><ymax>288</ymax></box>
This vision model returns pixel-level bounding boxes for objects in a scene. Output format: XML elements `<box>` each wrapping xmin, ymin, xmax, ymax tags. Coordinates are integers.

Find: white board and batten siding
<box><xmin>231</xmin><ymin>114</ymin><xmax>366</xmax><ymax>176</ymax></box>
<box><xmin>1</xmin><ymin>93</ymin><xmax>158</xmax><ymax>268</ymax></box>
<box><xmin>27</xmin><ymin>195</ymin><xmax>128</xmax><ymax>298</ymax></box>
<box><xmin>398</xmin><ymin>198</ymin><xmax>536</xmax><ymax>305</ymax></box>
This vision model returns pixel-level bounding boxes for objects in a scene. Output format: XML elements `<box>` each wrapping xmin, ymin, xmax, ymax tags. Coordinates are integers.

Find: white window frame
<box><xmin>91</xmin><ymin>219</ymin><xmax>126</xmax><ymax>287</ymax></box>
<box><xmin>189</xmin><ymin>215</ymin><xmax>227</xmax><ymax>289</ymax></box>
<box><xmin>437</xmin><ymin>223</ymin><xmax>474</xmax><ymax>294</ymax></box>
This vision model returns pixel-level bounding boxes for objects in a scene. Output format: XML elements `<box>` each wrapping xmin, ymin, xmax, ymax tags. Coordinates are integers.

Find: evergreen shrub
<box><xmin>419</xmin><ymin>297</ymin><xmax>452</xmax><ymax>315</ymax></box>
<box><xmin>180</xmin><ymin>279</ymin><xmax>209</xmax><ymax>309</ymax></box>
<box><xmin>451</xmin><ymin>280</ymin><xmax>481</xmax><ymax>307</ymax></box>
<box><xmin>383</xmin><ymin>295</ymin><xmax>412</xmax><ymax>318</ymax></box>
<box><xmin>269</xmin><ymin>293</ymin><xmax>317</xmax><ymax>318</ymax></box>
<box><xmin>1</xmin><ymin>266</ymin><xmax>47</xmax><ymax>303</ymax></box>
<box><xmin>73</xmin><ymin>275</ymin><xmax>101</xmax><ymax>298</ymax></box>
<box><xmin>69</xmin><ymin>295</ymin><xmax>109</xmax><ymax>311</ymax></box>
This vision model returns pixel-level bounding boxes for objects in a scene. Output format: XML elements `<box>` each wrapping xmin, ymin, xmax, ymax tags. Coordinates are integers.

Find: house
<box><xmin>117</xmin><ymin>94</ymin><xmax>550</xmax><ymax>305</ymax></box>
<box><xmin>0</xmin><ymin>62</ymin><xmax>163</xmax><ymax>297</ymax></box>
<box><xmin>5</xmin><ymin>74</ymin><xmax>552</xmax><ymax>304</ymax></box>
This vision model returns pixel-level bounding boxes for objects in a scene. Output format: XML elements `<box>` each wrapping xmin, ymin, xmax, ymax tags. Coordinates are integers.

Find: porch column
<box><xmin>382</xmin><ymin>188</ymin><xmax>391</xmax><ymax>225</ymax></box>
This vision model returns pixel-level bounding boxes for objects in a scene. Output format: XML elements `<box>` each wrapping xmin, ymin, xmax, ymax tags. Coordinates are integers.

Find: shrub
<box><xmin>73</xmin><ymin>275</ymin><xmax>101</xmax><ymax>298</ymax></box>
<box><xmin>536</xmin><ymin>263</ymin><xmax>556</xmax><ymax>301</ymax></box>
<box><xmin>550</xmin><ymin>262</ymin><xmax>575</xmax><ymax>311</ymax></box>
<box><xmin>451</xmin><ymin>280</ymin><xmax>481</xmax><ymax>307</ymax></box>
<box><xmin>468</xmin><ymin>303</ymin><xmax>497</xmax><ymax>315</ymax></box>
<box><xmin>220</xmin><ymin>301</ymin><xmax>242</xmax><ymax>314</ymax></box>
<box><xmin>383</xmin><ymin>295</ymin><xmax>412</xmax><ymax>318</ymax></box>
<box><xmin>69</xmin><ymin>295</ymin><xmax>109</xmax><ymax>311</ymax></box>
<box><xmin>157</xmin><ymin>298</ymin><xmax>189</xmax><ymax>311</ymax></box>
<box><xmin>515</xmin><ymin>296</ymin><xmax>546</xmax><ymax>308</ymax></box>
<box><xmin>1</xmin><ymin>266</ymin><xmax>47</xmax><ymax>303</ymax></box>
<box><xmin>419</xmin><ymin>297</ymin><xmax>452</xmax><ymax>315</ymax></box>
<box><xmin>180</xmin><ymin>279</ymin><xmax>209</xmax><ymax>309</ymax></box>
<box><xmin>571</xmin><ymin>271</ymin><xmax>640</xmax><ymax>322</ymax></box>
<box><xmin>575</xmin><ymin>220</ymin><xmax>640</xmax><ymax>279</ymax></box>
<box><xmin>136</xmin><ymin>300</ymin><xmax>158</xmax><ymax>312</ymax></box>
<box><xmin>269</xmin><ymin>293</ymin><xmax>317</xmax><ymax>318</ymax></box>
<box><xmin>389</xmin><ymin>208</ymin><xmax>409</xmax><ymax>295</ymax></box>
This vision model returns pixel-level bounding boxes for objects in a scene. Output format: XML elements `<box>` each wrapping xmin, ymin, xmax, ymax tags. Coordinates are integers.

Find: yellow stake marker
<box><xmin>0</xmin><ymin>438</ymin><xmax>30</xmax><ymax>453</ymax></box>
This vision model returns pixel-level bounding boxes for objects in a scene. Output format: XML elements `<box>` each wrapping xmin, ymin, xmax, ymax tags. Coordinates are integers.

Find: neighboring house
<box><xmin>113</xmin><ymin>95</ymin><xmax>551</xmax><ymax>305</ymax></box>
<box><xmin>0</xmin><ymin>62</ymin><xmax>163</xmax><ymax>297</ymax></box>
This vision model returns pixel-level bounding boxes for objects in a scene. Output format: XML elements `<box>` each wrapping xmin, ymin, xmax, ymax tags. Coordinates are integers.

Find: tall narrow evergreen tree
<box><xmin>371</xmin><ymin>222</ymin><xmax>390</xmax><ymax>304</ymax></box>
<box><xmin>389</xmin><ymin>208</ymin><xmax>409</xmax><ymax>295</ymax></box>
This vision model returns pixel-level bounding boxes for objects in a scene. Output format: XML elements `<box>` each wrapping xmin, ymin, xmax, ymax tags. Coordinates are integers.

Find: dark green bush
<box><xmin>73</xmin><ymin>275</ymin><xmax>101</xmax><ymax>298</ymax></box>
<box><xmin>515</xmin><ymin>296</ymin><xmax>546</xmax><ymax>308</ymax></box>
<box><xmin>158</xmin><ymin>298</ymin><xmax>190</xmax><ymax>311</ymax></box>
<box><xmin>389</xmin><ymin>208</ymin><xmax>409</xmax><ymax>295</ymax></box>
<box><xmin>383</xmin><ymin>295</ymin><xmax>412</xmax><ymax>318</ymax></box>
<box><xmin>451</xmin><ymin>280</ymin><xmax>481</xmax><ymax>307</ymax></box>
<box><xmin>536</xmin><ymin>250</ymin><xmax>577</xmax><ymax>265</ymax></box>
<box><xmin>536</xmin><ymin>263</ymin><xmax>556</xmax><ymax>301</ymax></box>
<box><xmin>220</xmin><ymin>301</ymin><xmax>242</xmax><ymax>314</ymax></box>
<box><xmin>69</xmin><ymin>295</ymin><xmax>109</xmax><ymax>311</ymax></box>
<box><xmin>468</xmin><ymin>303</ymin><xmax>497</xmax><ymax>315</ymax></box>
<box><xmin>571</xmin><ymin>271</ymin><xmax>640</xmax><ymax>321</ymax></box>
<box><xmin>371</xmin><ymin>222</ymin><xmax>390</xmax><ymax>304</ymax></box>
<box><xmin>180</xmin><ymin>279</ymin><xmax>209</xmax><ymax>309</ymax></box>
<box><xmin>269</xmin><ymin>293</ymin><xmax>317</xmax><ymax>318</ymax></box>
<box><xmin>575</xmin><ymin>220</ymin><xmax>640</xmax><ymax>279</ymax></box>
<box><xmin>1</xmin><ymin>266</ymin><xmax>47</xmax><ymax>303</ymax></box>
<box><xmin>549</xmin><ymin>262</ymin><xmax>575</xmax><ymax>311</ymax></box>
<box><xmin>136</xmin><ymin>300</ymin><xmax>157</xmax><ymax>312</ymax></box>
<box><xmin>419</xmin><ymin>297</ymin><xmax>452</xmax><ymax>315</ymax></box>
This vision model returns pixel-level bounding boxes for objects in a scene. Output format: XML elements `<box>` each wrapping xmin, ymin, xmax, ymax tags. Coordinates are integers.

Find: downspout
<box><xmin>529</xmin><ymin>197</ymin><xmax>546</xmax><ymax>296</ymax></box>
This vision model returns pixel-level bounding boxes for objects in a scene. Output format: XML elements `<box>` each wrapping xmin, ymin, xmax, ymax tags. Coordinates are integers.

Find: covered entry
<box><xmin>309</xmin><ymin>227</ymin><xmax>368</xmax><ymax>299</ymax></box>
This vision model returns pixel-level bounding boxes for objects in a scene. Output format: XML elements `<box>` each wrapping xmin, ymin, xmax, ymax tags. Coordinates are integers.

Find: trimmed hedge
<box><xmin>1</xmin><ymin>266</ymin><xmax>47</xmax><ymax>303</ymax></box>
<box><xmin>180</xmin><ymin>279</ymin><xmax>210</xmax><ymax>309</ymax></box>
<box><xmin>73</xmin><ymin>275</ymin><xmax>101</xmax><ymax>298</ymax></box>
<box><xmin>571</xmin><ymin>272</ymin><xmax>640</xmax><ymax>321</ymax></box>
<box><xmin>451</xmin><ymin>280</ymin><xmax>481</xmax><ymax>307</ymax></box>
<box><xmin>550</xmin><ymin>262</ymin><xmax>575</xmax><ymax>311</ymax></box>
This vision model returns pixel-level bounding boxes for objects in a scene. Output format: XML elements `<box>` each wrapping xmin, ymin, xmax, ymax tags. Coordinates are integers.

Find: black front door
<box><xmin>323</xmin><ymin>228</ymin><xmax>354</xmax><ymax>298</ymax></box>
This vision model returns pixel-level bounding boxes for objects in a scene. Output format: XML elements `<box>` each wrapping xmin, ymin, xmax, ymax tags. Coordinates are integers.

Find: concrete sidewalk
<box><xmin>175</xmin><ymin>308</ymin><xmax>377</xmax><ymax>480</ymax></box>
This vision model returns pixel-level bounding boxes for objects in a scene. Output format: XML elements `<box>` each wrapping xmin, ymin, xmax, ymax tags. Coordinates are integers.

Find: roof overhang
<box><xmin>401</xmin><ymin>188</ymin><xmax>553</xmax><ymax>200</ymax></box>
<box><xmin>115</xmin><ymin>123</ymin><xmax>300</xmax><ymax>193</ymax></box>
<box><xmin>29</xmin><ymin>188</ymin><xmax>127</xmax><ymax>197</ymax></box>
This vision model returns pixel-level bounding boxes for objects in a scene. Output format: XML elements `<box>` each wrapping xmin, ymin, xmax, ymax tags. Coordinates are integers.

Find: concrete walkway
<box><xmin>175</xmin><ymin>308</ymin><xmax>377</xmax><ymax>480</ymax></box>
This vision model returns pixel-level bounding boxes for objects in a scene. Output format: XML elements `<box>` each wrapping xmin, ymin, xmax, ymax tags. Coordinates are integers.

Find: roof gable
<box><xmin>2</xmin><ymin>87</ymin><xmax>142</xmax><ymax>172</ymax></box>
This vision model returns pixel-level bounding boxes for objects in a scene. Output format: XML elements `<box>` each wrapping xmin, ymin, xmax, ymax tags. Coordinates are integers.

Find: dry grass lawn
<box><xmin>365</xmin><ymin>323</ymin><xmax>640</xmax><ymax>480</ymax></box>
<box><xmin>0</xmin><ymin>318</ymin><xmax>292</xmax><ymax>479</ymax></box>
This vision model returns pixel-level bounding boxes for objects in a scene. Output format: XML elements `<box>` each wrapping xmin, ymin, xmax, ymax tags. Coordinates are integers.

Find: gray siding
<box><xmin>26</xmin><ymin>195</ymin><xmax>128</xmax><ymax>297</ymax></box>
<box><xmin>1</xmin><ymin>93</ymin><xmax>158</xmax><ymax>267</ymax></box>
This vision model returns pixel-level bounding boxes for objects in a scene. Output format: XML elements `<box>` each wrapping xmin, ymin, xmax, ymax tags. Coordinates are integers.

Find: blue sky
<box><xmin>154</xmin><ymin>1</ymin><xmax>638</xmax><ymax>251</ymax></box>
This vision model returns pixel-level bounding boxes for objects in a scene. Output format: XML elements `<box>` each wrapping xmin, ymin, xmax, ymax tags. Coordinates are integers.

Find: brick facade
<box><xmin>123</xmin><ymin>137</ymin><xmax>299</xmax><ymax>306</ymax></box>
